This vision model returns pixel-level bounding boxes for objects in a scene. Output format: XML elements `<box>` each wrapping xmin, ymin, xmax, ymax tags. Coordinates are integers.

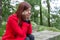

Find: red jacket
<box><xmin>2</xmin><ymin>14</ymin><xmax>32</xmax><ymax>40</ymax></box>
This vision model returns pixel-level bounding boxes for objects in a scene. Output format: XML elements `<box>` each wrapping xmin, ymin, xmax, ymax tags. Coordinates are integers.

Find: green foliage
<box><xmin>2</xmin><ymin>21</ymin><xmax>6</xmax><ymax>30</ymax></box>
<box><xmin>0</xmin><ymin>28</ymin><xmax>4</xmax><ymax>36</ymax></box>
<box><xmin>2</xmin><ymin>0</ymin><xmax>17</xmax><ymax>21</ymax></box>
<box><xmin>31</xmin><ymin>21</ymin><xmax>37</xmax><ymax>29</ymax></box>
<box><xmin>31</xmin><ymin>21</ymin><xmax>60</xmax><ymax>32</ymax></box>
<box><xmin>2</xmin><ymin>0</ymin><xmax>11</xmax><ymax>21</ymax></box>
<box><xmin>0</xmin><ymin>21</ymin><xmax>6</xmax><ymax>36</ymax></box>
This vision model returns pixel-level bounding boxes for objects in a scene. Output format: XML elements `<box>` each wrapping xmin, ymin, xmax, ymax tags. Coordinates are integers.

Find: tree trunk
<box><xmin>40</xmin><ymin>0</ymin><xmax>43</xmax><ymax>25</ymax></box>
<box><xmin>47</xmin><ymin>0</ymin><xmax>51</xmax><ymax>27</ymax></box>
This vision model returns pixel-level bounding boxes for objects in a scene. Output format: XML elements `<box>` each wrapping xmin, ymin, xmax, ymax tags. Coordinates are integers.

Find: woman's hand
<box><xmin>22</xmin><ymin>10</ymin><xmax>31</xmax><ymax>21</ymax></box>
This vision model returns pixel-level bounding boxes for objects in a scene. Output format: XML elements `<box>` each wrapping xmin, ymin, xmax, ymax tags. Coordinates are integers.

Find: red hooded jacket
<box><xmin>2</xmin><ymin>14</ymin><xmax>32</xmax><ymax>40</ymax></box>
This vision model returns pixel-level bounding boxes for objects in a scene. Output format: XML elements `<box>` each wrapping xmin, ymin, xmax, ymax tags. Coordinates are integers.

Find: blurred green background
<box><xmin>1</xmin><ymin>0</ymin><xmax>60</xmax><ymax>37</ymax></box>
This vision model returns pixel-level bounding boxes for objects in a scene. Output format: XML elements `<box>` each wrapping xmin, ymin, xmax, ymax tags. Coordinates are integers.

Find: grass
<box><xmin>38</xmin><ymin>26</ymin><xmax>60</xmax><ymax>32</ymax></box>
<box><xmin>31</xmin><ymin>22</ymin><xmax>60</xmax><ymax>32</ymax></box>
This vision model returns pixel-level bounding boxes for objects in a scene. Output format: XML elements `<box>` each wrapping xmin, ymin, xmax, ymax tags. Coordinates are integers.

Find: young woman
<box><xmin>2</xmin><ymin>2</ymin><xmax>34</xmax><ymax>40</ymax></box>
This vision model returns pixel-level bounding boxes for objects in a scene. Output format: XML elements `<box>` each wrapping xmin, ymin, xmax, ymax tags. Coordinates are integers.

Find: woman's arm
<box><xmin>8</xmin><ymin>17</ymin><xmax>29</xmax><ymax>37</ymax></box>
<box><xmin>27</xmin><ymin>23</ymin><xmax>32</xmax><ymax>35</ymax></box>
<box><xmin>23</xmin><ymin>20</ymin><xmax>32</xmax><ymax>35</ymax></box>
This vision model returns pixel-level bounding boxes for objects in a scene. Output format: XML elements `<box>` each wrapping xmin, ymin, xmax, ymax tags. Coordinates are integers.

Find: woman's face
<box><xmin>22</xmin><ymin>8</ymin><xmax>31</xmax><ymax>20</ymax></box>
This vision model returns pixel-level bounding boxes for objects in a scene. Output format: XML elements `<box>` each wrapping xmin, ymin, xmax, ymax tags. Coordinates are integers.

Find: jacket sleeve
<box><xmin>8</xmin><ymin>17</ymin><xmax>29</xmax><ymax>37</ymax></box>
<box><xmin>27</xmin><ymin>23</ymin><xmax>32</xmax><ymax>35</ymax></box>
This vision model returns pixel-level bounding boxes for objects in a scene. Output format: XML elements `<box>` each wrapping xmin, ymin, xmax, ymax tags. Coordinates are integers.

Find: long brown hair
<box><xmin>15</xmin><ymin>2</ymin><xmax>31</xmax><ymax>25</ymax></box>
